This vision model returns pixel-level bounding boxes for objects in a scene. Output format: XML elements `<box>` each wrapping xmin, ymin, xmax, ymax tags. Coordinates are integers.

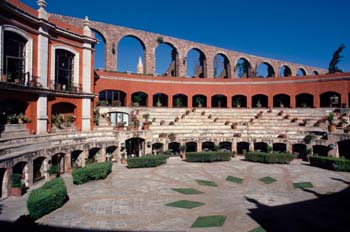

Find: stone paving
<box><xmin>1</xmin><ymin>157</ymin><xmax>350</xmax><ymax>231</ymax></box>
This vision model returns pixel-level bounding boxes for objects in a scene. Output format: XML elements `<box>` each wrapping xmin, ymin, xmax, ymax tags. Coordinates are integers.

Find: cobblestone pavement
<box><xmin>2</xmin><ymin>157</ymin><xmax>350</xmax><ymax>232</ymax></box>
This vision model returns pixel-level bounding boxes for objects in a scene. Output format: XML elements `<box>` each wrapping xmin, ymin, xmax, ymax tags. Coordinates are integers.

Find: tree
<box><xmin>328</xmin><ymin>43</ymin><xmax>345</xmax><ymax>73</ymax></box>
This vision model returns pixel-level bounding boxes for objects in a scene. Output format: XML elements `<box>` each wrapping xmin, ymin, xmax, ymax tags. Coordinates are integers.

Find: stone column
<box><xmin>188</xmin><ymin>95</ymin><xmax>193</xmax><ymax>108</ymax></box>
<box><xmin>268</xmin><ymin>96</ymin><xmax>273</xmax><ymax>109</ymax></box>
<box><xmin>178</xmin><ymin>55</ymin><xmax>186</xmax><ymax>77</ymax></box>
<box><xmin>145</xmin><ymin>141</ymin><xmax>152</xmax><ymax>155</ymax></box>
<box><xmin>227</xmin><ymin>96</ymin><xmax>232</xmax><ymax>108</ymax></box>
<box><xmin>43</xmin><ymin>159</ymin><xmax>49</xmax><ymax>179</ymax></box>
<box><xmin>168</xmin><ymin>96</ymin><xmax>173</xmax><ymax>108</ymax></box>
<box><xmin>65</xmin><ymin>153</ymin><xmax>71</xmax><ymax>173</ymax></box>
<box><xmin>249</xmin><ymin>141</ymin><xmax>254</xmax><ymax>152</ymax></box>
<box><xmin>247</xmin><ymin>96</ymin><xmax>252</xmax><ymax>109</ymax></box>
<box><xmin>163</xmin><ymin>142</ymin><xmax>169</xmax><ymax>151</ymax></box>
<box><xmin>287</xmin><ymin>143</ymin><xmax>292</xmax><ymax>153</ymax></box>
<box><xmin>106</xmin><ymin>39</ymin><xmax>117</xmax><ymax>71</ymax></box>
<box><xmin>290</xmin><ymin>95</ymin><xmax>296</xmax><ymax>108</ymax></box>
<box><xmin>100</xmin><ymin>144</ymin><xmax>106</xmax><ymax>162</ymax></box>
<box><xmin>3</xmin><ymin>168</ymin><xmax>12</xmax><ymax>198</ymax></box>
<box><xmin>82</xmin><ymin>98</ymin><xmax>91</xmax><ymax>131</ymax></box>
<box><xmin>144</xmin><ymin>47</ymin><xmax>155</xmax><ymax>75</ymax></box>
<box><xmin>25</xmin><ymin>161</ymin><xmax>33</xmax><ymax>188</ymax></box>
<box><xmin>232</xmin><ymin>140</ymin><xmax>237</xmax><ymax>153</ymax></box>
<box><xmin>37</xmin><ymin>94</ymin><xmax>48</xmax><ymax>134</ymax></box>
<box><xmin>37</xmin><ymin>26</ymin><xmax>49</xmax><ymax>87</ymax></box>
<box><xmin>197</xmin><ymin>142</ymin><xmax>202</xmax><ymax>152</ymax></box>
<box><xmin>314</xmin><ymin>95</ymin><xmax>320</xmax><ymax>108</ymax></box>
<box><xmin>82</xmin><ymin>147</ymin><xmax>88</xmax><ymax>167</ymax></box>
<box><xmin>207</xmin><ymin>96</ymin><xmax>212</xmax><ymax>108</ymax></box>
<box><xmin>206</xmin><ymin>57</ymin><xmax>214</xmax><ymax>78</ymax></box>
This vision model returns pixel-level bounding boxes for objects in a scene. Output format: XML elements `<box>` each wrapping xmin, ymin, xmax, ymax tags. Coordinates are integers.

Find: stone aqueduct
<box><xmin>52</xmin><ymin>14</ymin><xmax>325</xmax><ymax>77</ymax></box>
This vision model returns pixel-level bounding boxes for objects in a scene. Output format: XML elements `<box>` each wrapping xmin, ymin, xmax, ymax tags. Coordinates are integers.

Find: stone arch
<box><xmin>296</xmin><ymin>67</ymin><xmax>307</xmax><ymax>76</ymax></box>
<box><xmin>279</xmin><ymin>65</ymin><xmax>292</xmax><ymax>77</ymax></box>
<box><xmin>193</xmin><ymin>95</ymin><xmax>207</xmax><ymax>108</ymax></box>
<box><xmin>168</xmin><ymin>142</ymin><xmax>180</xmax><ymax>155</ymax></box>
<box><xmin>337</xmin><ymin>140</ymin><xmax>350</xmax><ymax>159</ymax></box>
<box><xmin>173</xmin><ymin>94</ymin><xmax>188</xmax><ymax>107</ymax></box>
<box><xmin>252</xmin><ymin>94</ymin><xmax>268</xmax><ymax>108</ymax></box>
<box><xmin>312</xmin><ymin>145</ymin><xmax>329</xmax><ymax>156</ymax></box>
<box><xmin>257</xmin><ymin>62</ymin><xmax>275</xmax><ymax>78</ymax></box>
<box><xmin>33</xmin><ymin>156</ymin><xmax>46</xmax><ymax>183</ymax></box>
<box><xmin>254</xmin><ymin>142</ymin><xmax>268</xmax><ymax>152</ymax></box>
<box><xmin>273</xmin><ymin>143</ymin><xmax>287</xmax><ymax>152</ymax></box>
<box><xmin>125</xmin><ymin>137</ymin><xmax>145</xmax><ymax>157</ymax></box>
<box><xmin>219</xmin><ymin>141</ymin><xmax>232</xmax><ymax>151</ymax></box>
<box><xmin>98</xmin><ymin>89</ymin><xmax>126</xmax><ymax>106</ymax></box>
<box><xmin>12</xmin><ymin>161</ymin><xmax>28</xmax><ymax>187</ymax></box>
<box><xmin>232</xmin><ymin>95</ymin><xmax>247</xmax><ymax>108</ymax></box>
<box><xmin>71</xmin><ymin>150</ymin><xmax>83</xmax><ymax>169</ymax></box>
<box><xmin>202</xmin><ymin>141</ymin><xmax>215</xmax><ymax>151</ymax></box>
<box><xmin>116</xmin><ymin>35</ymin><xmax>146</xmax><ymax>74</ymax></box>
<box><xmin>152</xmin><ymin>143</ymin><xmax>164</xmax><ymax>154</ymax></box>
<box><xmin>88</xmin><ymin>147</ymin><xmax>101</xmax><ymax>162</ymax></box>
<box><xmin>237</xmin><ymin>141</ymin><xmax>250</xmax><ymax>154</ymax></box>
<box><xmin>131</xmin><ymin>91</ymin><xmax>148</xmax><ymax>107</ymax></box>
<box><xmin>311</xmin><ymin>70</ymin><xmax>319</xmax><ymax>75</ymax></box>
<box><xmin>51</xmin><ymin>153</ymin><xmax>66</xmax><ymax>174</ymax></box>
<box><xmin>273</xmin><ymin>94</ymin><xmax>291</xmax><ymax>108</ymax></box>
<box><xmin>153</xmin><ymin>93</ymin><xmax>168</xmax><ymax>107</ymax></box>
<box><xmin>320</xmin><ymin>91</ymin><xmax>341</xmax><ymax>107</ymax></box>
<box><xmin>91</xmin><ymin>29</ymin><xmax>106</xmax><ymax>70</ymax></box>
<box><xmin>186</xmin><ymin>142</ymin><xmax>197</xmax><ymax>152</ymax></box>
<box><xmin>106</xmin><ymin>145</ymin><xmax>118</xmax><ymax>161</ymax></box>
<box><xmin>186</xmin><ymin>48</ymin><xmax>207</xmax><ymax>78</ymax></box>
<box><xmin>292</xmin><ymin>143</ymin><xmax>307</xmax><ymax>160</ymax></box>
<box><xmin>213</xmin><ymin>53</ymin><xmax>231</xmax><ymax>78</ymax></box>
<box><xmin>155</xmin><ymin>42</ymin><xmax>179</xmax><ymax>76</ymax></box>
<box><xmin>235</xmin><ymin>57</ymin><xmax>252</xmax><ymax>78</ymax></box>
<box><xmin>296</xmin><ymin>93</ymin><xmax>314</xmax><ymax>108</ymax></box>
<box><xmin>212</xmin><ymin>94</ymin><xmax>227</xmax><ymax>108</ymax></box>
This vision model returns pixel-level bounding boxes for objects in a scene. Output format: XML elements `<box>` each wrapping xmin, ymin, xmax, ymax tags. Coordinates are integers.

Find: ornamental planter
<box><xmin>10</xmin><ymin>187</ymin><xmax>22</xmax><ymax>197</ymax></box>
<box><xmin>328</xmin><ymin>124</ymin><xmax>336</xmax><ymax>132</ymax></box>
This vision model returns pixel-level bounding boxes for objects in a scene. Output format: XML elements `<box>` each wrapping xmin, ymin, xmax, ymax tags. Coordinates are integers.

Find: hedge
<box><xmin>246</xmin><ymin>151</ymin><xmax>294</xmax><ymax>164</ymax></box>
<box><xmin>186</xmin><ymin>151</ymin><xmax>232</xmax><ymax>162</ymax></box>
<box><xmin>27</xmin><ymin>177</ymin><xmax>68</xmax><ymax>220</ymax></box>
<box><xmin>309</xmin><ymin>156</ymin><xmax>350</xmax><ymax>172</ymax></box>
<box><xmin>72</xmin><ymin>162</ymin><xmax>112</xmax><ymax>185</ymax></box>
<box><xmin>127</xmin><ymin>155</ymin><xmax>168</xmax><ymax>168</ymax></box>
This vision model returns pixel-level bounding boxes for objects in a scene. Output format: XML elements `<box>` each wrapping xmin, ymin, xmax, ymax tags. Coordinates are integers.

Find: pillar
<box><xmin>145</xmin><ymin>48</ymin><xmax>155</xmax><ymax>75</ymax></box>
<box><xmin>286</xmin><ymin>143</ymin><xmax>292</xmax><ymax>153</ymax></box>
<box><xmin>82</xmin><ymin>147</ymin><xmax>88</xmax><ymax>167</ymax></box>
<box><xmin>100</xmin><ymin>144</ymin><xmax>106</xmax><ymax>162</ymax></box>
<box><xmin>314</xmin><ymin>94</ymin><xmax>320</xmax><ymax>108</ymax></box>
<box><xmin>232</xmin><ymin>140</ymin><xmax>237</xmax><ymax>153</ymax></box>
<box><xmin>37</xmin><ymin>26</ymin><xmax>49</xmax><ymax>87</ymax></box>
<box><xmin>207</xmin><ymin>96</ymin><xmax>212</xmax><ymax>108</ymax></box>
<box><xmin>249</xmin><ymin>142</ymin><xmax>254</xmax><ymax>152</ymax></box>
<box><xmin>168</xmin><ymin>96</ymin><xmax>173</xmax><ymax>108</ymax></box>
<box><xmin>197</xmin><ymin>141</ymin><xmax>202</xmax><ymax>152</ymax></box>
<box><xmin>65</xmin><ymin>153</ymin><xmax>71</xmax><ymax>173</ymax></box>
<box><xmin>163</xmin><ymin>142</ymin><xmax>169</xmax><ymax>151</ymax></box>
<box><xmin>227</xmin><ymin>96</ymin><xmax>232</xmax><ymax>108</ymax></box>
<box><xmin>3</xmin><ymin>168</ymin><xmax>12</xmax><ymax>198</ymax></box>
<box><xmin>178</xmin><ymin>55</ymin><xmax>186</xmax><ymax>77</ymax></box>
<box><xmin>25</xmin><ymin>161</ymin><xmax>33</xmax><ymax>188</ymax></box>
<box><xmin>106</xmin><ymin>39</ymin><xmax>117</xmax><ymax>71</ymax></box>
<box><xmin>43</xmin><ymin>159</ymin><xmax>49</xmax><ymax>179</ymax></box>
<box><xmin>82</xmin><ymin>98</ymin><xmax>91</xmax><ymax>131</ymax></box>
<box><xmin>268</xmin><ymin>96</ymin><xmax>273</xmax><ymax>108</ymax></box>
<box><xmin>188</xmin><ymin>96</ymin><xmax>193</xmax><ymax>108</ymax></box>
<box><xmin>290</xmin><ymin>95</ymin><xmax>296</xmax><ymax>108</ymax></box>
<box><xmin>37</xmin><ymin>94</ymin><xmax>48</xmax><ymax>134</ymax></box>
<box><xmin>247</xmin><ymin>96</ymin><xmax>252</xmax><ymax>109</ymax></box>
<box><xmin>145</xmin><ymin>141</ymin><xmax>152</xmax><ymax>155</ymax></box>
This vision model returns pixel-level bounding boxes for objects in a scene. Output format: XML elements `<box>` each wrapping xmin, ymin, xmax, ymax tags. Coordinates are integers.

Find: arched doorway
<box><xmin>168</xmin><ymin>142</ymin><xmax>180</xmax><ymax>155</ymax></box>
<box><xmin>71</xmin><ymin>150</ymin><xmax>83</xmax><ymax>169</ymax></box>
<box><xmin>193</xmin><ymin>95</ymin><xmax>207</xmax><ymax>108</ymax></box>
<box><xmin>117</xmin><ymin>35</ymin><xmax>145</xmax><ymax>74</ymax></box>
<box><xmin>12</xmin><ymin>161</ymin><xmax>28</xmax><ymax>187</ymax></box>
<box><xmin>212</xmin><ymin>95</ymin><xmax>227</xmax><ymax>108</ymax></box>
<box><xmin>280</xmin><ymin>65</ymin><xmax>292</xmax><ymax>77</ymax></box>
<box><xmin>98</xmin><ymin>90</ymin><xmax>126</xmax><ymax>106</ymax></box>
<box><xmin>156</xmin><ymin>42</ymin><xmax>179</xmax><ymax>76</ymax></box>
<box><xmin>273</xmin><ymin>143</ymin><xmax>286</xmax><ymax>152</ymax></box>
<box><xmin>296</xmin><ymin>93</ymin><xmax>314</xmax><ymax>108</ymax></box>
<box><xmin>88</xmin><ymin>148</ymin><xmax>100</xmax><ymax>163</ymax></box>
<box><xmin>153</xmin><ymin>93</ymin><xmax>168</xmax><ymax>107</ymax></box>
<box><xmin>257</xmin><ymin>62</ymin><xmax>275</xmax><ymax>78</ymax></box>
<box><xmin>131</xmin><ymin>92</ymin><xmax>148</xmax><ymax>107</ymax></box>
<box><xmin>237</xmin><ymin>142</ymin><xmax>249</xmax><ymax>154</ymax></box>
<box><xmin>219</xmin><ymin>141</ymin><xmax>232</xmax><ymax>151</ymax></box>
<box><xmin>232</xmin><ymin>95</ymin><xmax>247</xmax><ymax>108</ymax></box>
<box><xmin>273</xmin><ymin>94</ymin><xmax>290</xmax><ymax>108</ymax></box>
<box><xmin>254</xmin><ymin>142</ymin><xmax>268</xmax><ymax>152</ymax></box>
<box><xmin>252</xmin><ymin>94</ymin><xmax>268</xmax><ymax>108</ymax></box>
<box><xmin>296</xmin><ymin>68</ymin><xmax>307</xmax><ymax>76</ymax></box>
<box><xmin>312</xmin><ymin>145</ymin><xmax>329</xmax><ymax>156</ymax></box>
<box><xmin>292</xmin><ymin>144</ymin><xmax>307</xmax><ymax>160</ymax></box>
<box><xmin>106</xmin><ymin>146</ymin><xmax>118</xmax><ymax>161</ymax></box>
<box><xmin>202</xmin><ymin>141</ymin><xmax>215</xmax><ymax>151</ymax></box>
<box><xmin>152</xmin><ymin>143</ymin><xmax>164</xmax><ymax>155</ymax></box>
<box><xmin>186</xmin><ymin>48</ymin><xmax>207</xmax><ymax>78</ymax></box>
<box><xmin>173</xmin><ymin>94</ymin><xmax>188</xmax><ymax>107</ymax></box>
<box><xmin>320</xmin><ymin>92</ymin><xmax>341</xmax><ymax>107</ymax></box>
<box><xmin>33</xmin><ymin>157</ymin><xmax>46</xmax><ymax>182</ymax></box>
<box><xmin>52</xmin><ymin>153</ymin><xmax>65</xmax><ymax>174</ymax></box>
<box><xmin>235</xmin><ymin>58</ymin><xmax>251</xmax><ymax>78</ymax></box>
<box><xmin>186</xmin><ymin>142</ymin><xmax>197</xmax><ymax>152</ymax></box>
<box><xmin>126</xmin><ymin>138</ymin><xmax>145</xmax><ymax>157</ymax></box>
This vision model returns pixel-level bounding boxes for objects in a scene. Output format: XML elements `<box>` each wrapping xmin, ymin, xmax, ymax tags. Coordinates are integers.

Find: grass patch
<box><xmin>248</xmin><ymin>227</ymin><xmax>266</xmax><ymax>232</ymax></box>
<box><xmin>196</xmin><ymin>180</ymin><xmax>218</xmax><ymax>187</ymax></box>
<box><xmin>226</xmin><ymin>176</ymin><xmax>243</xmax><ymax>184</ymax></box>
<box><xmin>293</xmin><ymin>182</ymin><xmax>314</xmax><ymax>189</ymax></box>
<box><xmin>191</xmin><ymin>215</ymin><xmax>226</xmax><ymax>228</ymax></box>
<box><xmin>259</xmin><ymin>176</ymin><xmax>277</xmax><ymax>184</ymax></box>
<box><xmin>166</xmin><ymin>200</ymin><xmax>204</xmax><ymax>209</ymax></box>
<box><xmin>171</xmin><ymin>188</ymin><xmax>203</xmax><ymax>195</ymax></box>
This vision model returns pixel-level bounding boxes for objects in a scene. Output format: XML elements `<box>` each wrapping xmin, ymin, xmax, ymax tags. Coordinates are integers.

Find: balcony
<box><xmin>50</xmin><ymin>80</ymin><xmax>82</xmax><ymax>93</ymax></box>
<box><xmin>0</xmin><ymin>71</ymin><xmax>42</xmax><ymax>88</ymax></box>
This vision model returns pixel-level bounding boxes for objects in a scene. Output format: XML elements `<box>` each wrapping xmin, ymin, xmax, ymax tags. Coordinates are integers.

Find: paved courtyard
<box><xmin>2</xmin><ymin>157</ymin><xmax>350</xmax><ymax>232</ymax></box>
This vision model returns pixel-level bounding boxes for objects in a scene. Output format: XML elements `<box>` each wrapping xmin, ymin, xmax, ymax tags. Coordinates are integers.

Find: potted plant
<box><xmin>159</xmin><ymin>133</ymin><xmax>167</xmax><ymax>138</ymax></box>
<box><xmin>10</xmin><ymin>173</ymin><xmax>23</xmax><ymax>197</ymax></box>
<box><xmin>168</xmin><ymin>133</ymin><xmax>176</xmax><ymax>141</ymax></box>
<box><xmin>156</xmin><ymin>96</ymin><xmax>162</xmax><ymax>107</ymax></box>
<box><xmin>132</xmin><ymin>94</ymin><xmax>142</xmax><ymax>107</ymax></box>
<box><xmin>48</xmin><ymin>164</ymin><xmax>59</xmax><ymax>177</ymax></box>
<box><xmin>160</xmin><ymin>120</ymin><xmax>165</xmax><ymax>126</ymax></box>
<box><xmin>195</xmin><ymin>97</ymin><xmax>204</xmax><ymax>108</ymax></box>
<box><xmin>116</xmin><ymin>122</ymin><xmax>126</xmax><ymax>131</ymax></box>
<box><xmin>256</xmin><ymin>100</ymin><xmax>262</xmax><ymax>108</ymax></box>
<box><xmin>142</xmin><ymin>113</ymin><xmax>151</xmax><ymax>130</ymax></box>
<box><xmin>231</xmin><ymin>122</ymin><xmax>238</xmax><ymax>129</ymax></box>
<box><xmin>327</xmin><ymin>112</ymin><xmax>336</xmax><ymax>132</ymax></box>
<box><xmin>233</xmin><ymin>97</ymin><xmax>241</xmax><ymax>108</ymax></box>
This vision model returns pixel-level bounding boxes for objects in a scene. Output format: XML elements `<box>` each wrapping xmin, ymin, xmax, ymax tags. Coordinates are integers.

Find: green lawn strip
<box><xmin>196</xmin><ymin>179</ymin><xmax>218</xmax><ymax>187</ymax></box>
<box><xmin>191</xmin><ymin>215</ymin><xmax>226</xmax><ymax>228</ymax></box>
<box><xmin>248</xmin><ymin>226</ymin><xmax>266</xmax><ymax>232</ymax></box>
<box><xmin>293</xmin><ymin>182</ymin><xmax>314</xmax><ymax>189</ymax></box>
<box><xmin>226</xmin><ymin>176</ymin><xmax>243</xmax><ymax>184</ymax></box>
<box><xmin>171</xmin><ymin>188</ymin><xmax>204</xmax><ymax>195</ymax></box>
<box><xmin>165</xmin><ymin>200</ymin><xmax>205</xmax><ymax>209</ymax></box>
<box><xmin>259</xmin><ymin>176</ymin><xmax>277</xmax><ymax>184</ymax></box>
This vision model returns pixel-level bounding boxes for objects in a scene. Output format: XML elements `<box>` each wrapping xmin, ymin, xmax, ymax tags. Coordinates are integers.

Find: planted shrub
<box><xmin>27</xmin><ymin>177</ymin><xmax>68</xmax><ymax>220</ymax></box>
<box><xmin>12</xmin><ymin>173</ymin><xmax>22</xmax><ymax>188</ymax></box>
<box><xmin>48</xmin><ymin>164</ymin><xmax>58</xmax><ymax>175</ymax></box>
<box><xmin>127</xmin><ymin>155</ymin><xmax>168</xmax><ymax>168</ymax></box>
<box><xmin>246</xmin><ymin>151</ymin><xmax>294</xmax><ymax>164</ymax></box>
<box><xmin>72</xmin><ymin>162</ymin><xmax>112</xmax><ymax>185</ymax></box>
<box><xmin>186</xmin><ymin>151</ymin><xmax>232</xmax><ymax>162</ymax></box>
<box><xmin>309</xmin><ymin>156</ymin><xmax>350</xmax><ymax>172</ymax></box>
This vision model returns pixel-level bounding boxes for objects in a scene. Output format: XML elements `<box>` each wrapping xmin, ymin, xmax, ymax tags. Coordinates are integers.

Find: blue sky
<box><xmin>22</xmin><ymin>0</ymin><xmax>350</xmax><ymax>74</ymax></box>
